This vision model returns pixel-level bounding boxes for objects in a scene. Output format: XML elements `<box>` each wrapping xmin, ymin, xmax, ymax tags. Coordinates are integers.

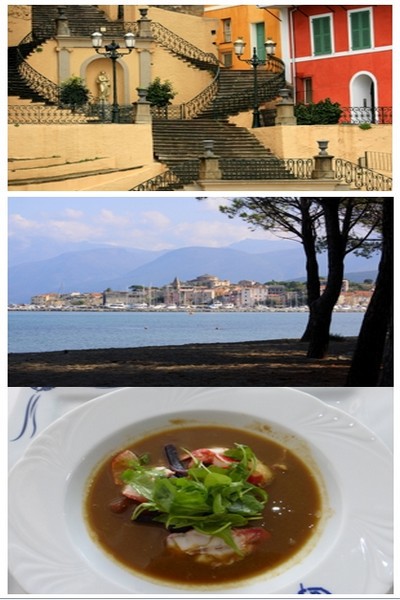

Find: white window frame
<box><xmin>222</xmin><ymin>18</ymin><xmax>232</xmax><ymax>43</ymax></box>
<box><xmin>310</xmin><ymin>13</ymin><xmax>335</xmax><ymax>56</ymax></box>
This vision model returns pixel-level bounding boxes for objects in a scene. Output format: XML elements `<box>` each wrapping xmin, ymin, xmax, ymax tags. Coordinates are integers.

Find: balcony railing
<box><xmin>339</xmin><ymin>106</ymin><xmax>392</xmax><ymax>125</ymax></box>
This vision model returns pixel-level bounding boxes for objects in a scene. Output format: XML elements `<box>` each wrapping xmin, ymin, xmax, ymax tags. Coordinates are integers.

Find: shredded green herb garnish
<box><xmin>121</xmin><ymin>444</ymin><xmax>268</xmax><ymax>554</ymax></box>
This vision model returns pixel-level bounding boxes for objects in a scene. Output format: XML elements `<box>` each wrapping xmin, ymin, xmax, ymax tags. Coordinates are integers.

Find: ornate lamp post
<box><xmin>233</xmin><ymin>36</ymin><xmax>276</xmax><ymax>128</ymax></box>
<box><xmin>91</xmin><ymin>31</ymin><xmax>136</xmax><ymax>123</ymax></box>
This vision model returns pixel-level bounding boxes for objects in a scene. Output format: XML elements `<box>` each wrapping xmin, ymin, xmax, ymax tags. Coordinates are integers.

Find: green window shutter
<box><xmin>312</xmin><ymin>16</ymin><xmax>332</xmax><ymax>55</ymax></box>
<box><xmin>350</xmin><ymin>10</ymin><xmax>371</xmax><ymax>50</ymax></box>
<box><xmin>256</xmin><ymin>23</ymin><xmax>266</xmax><ymax>61</ymax></box>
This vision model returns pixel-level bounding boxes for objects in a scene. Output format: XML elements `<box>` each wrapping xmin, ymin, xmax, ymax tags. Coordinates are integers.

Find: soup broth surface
<box><xmin>85</xmin><ymin>425</ymin><xmax>322</xmax><ymax>586</ymax></box>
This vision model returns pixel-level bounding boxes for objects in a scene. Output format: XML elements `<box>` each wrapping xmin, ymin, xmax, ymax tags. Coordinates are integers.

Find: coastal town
<box><xmin>9</xmin><ymin>273</ymin><xmax>374</xmax><ymax>312</ymax></box>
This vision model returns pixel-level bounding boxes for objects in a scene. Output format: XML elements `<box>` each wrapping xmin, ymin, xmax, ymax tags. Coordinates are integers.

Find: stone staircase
<box><xmin>151</xmin><ymin>65</ymin><xmax>289</xmax><ymax>185</ymax></box>
<box><xmin>149</xmin><ymin>21</ymin><xmax>219</xmax><ymax>74</ymax></box>
<box><xmin>7</xmin><ymin>155</ymin><xmax>148</xmax><ymax>191</ymax></box>
<box><xmin>197</xmin><ymin>68</ymin><xmax>285</xmax><ymax>119</ymax></box>
<box><xmin>152</xmin><ymin>118</ymin><xmax>291</xmax><ymax>184</ymax></box>
<box><xmin>8</xmin><ymin>156</ymin><xmax>115</xmax><ymax>183</ymax></box>
<box><xmin>9</xmin><ymin>6</ymin><xmax>290</xmax><ymax>189</ymax></box>
<box><xmin>31</xmin><ymin>5</ymin><xmax>125</xmax><ymax>39</ymax></box>
<box><xmin>9</xmin><ymin>6</ymin><xmax>126</xmax><ymax>105</ymax></box>
<box><xmin>8</xmin><ymin>43</ymin><xmax>52</xmax><ymax>103</ymax></box>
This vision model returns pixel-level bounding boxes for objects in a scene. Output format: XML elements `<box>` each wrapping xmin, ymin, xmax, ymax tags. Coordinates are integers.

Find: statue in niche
<box><xmin>96</xmin><ymin>71</ymin><xmax>110</xmax><ymax>101</ymax></box>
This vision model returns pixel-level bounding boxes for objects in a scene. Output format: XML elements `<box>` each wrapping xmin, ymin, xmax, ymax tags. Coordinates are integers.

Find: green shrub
<box><xmin>145</xmin><ymin>77</ymin><xmax>176</xmax><ymax>107</ymax></box>
<box><xmin>358</xmin><ymin>122</ymin><xmax>372</xmax><ymax>130</ymax></box>
<box><xmin>295</xmin><ymin>98</ymin><xmax>342</xmax><ymax>125</ymax></box>
<box><xmin>60</xmin><ymin>75</ymin><xmax>90</xmax><ymax>111</ymax></box>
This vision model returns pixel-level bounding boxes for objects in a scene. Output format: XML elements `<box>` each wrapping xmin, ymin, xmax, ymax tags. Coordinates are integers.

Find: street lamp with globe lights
<box><xmin>91</xmin><ymin>31</ymin><xmax>136</xmax><ymax>123</ymax></box>
<box><xmin>233</xmin><ymin>36</ymin><xmax>277</xmax><ymax>128</ymax></box>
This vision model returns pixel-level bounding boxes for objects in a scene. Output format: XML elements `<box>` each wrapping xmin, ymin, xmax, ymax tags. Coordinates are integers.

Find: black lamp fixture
<box><xmin>91</xmin><ymin>30</ymin><xmax>136</xmax><ymax>123</ymax></box>
<box><xmin>233</xmin><ymin>36</ymin><xmax>276</xmax><ymax>128</ymax></box>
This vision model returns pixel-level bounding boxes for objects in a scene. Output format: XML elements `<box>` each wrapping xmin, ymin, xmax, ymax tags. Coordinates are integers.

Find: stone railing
<box><xmin>131</xmin><ymin>140</ymin><xmax>392</xmax><ymax>191</ymax></box>
<box><xmin>124</xmin><ymin>20</ymin><xmax>219</xmax><ymax>72</ymax></box>
<box><xmin>131</xmin><ymin>160</ymin><xmax>200</xmax><ymax>191</ymax></box>
<box><xmin>334</xmin><ymin>158</ymin><xmax>392</xmax><ymax>190</ymax></box>
<box><xmin>8</xmin><ymin>104</ymin><xmax>96</xmax><ymax>124</ymax></box>
<box><xmin>8</xmin><ymin>103</ymin><xmax>138</xmax><ymax>124</ymax></box>
<box><xmin>13</xmin><ymin>32</ymin><xmax>60</xmax><ymax>104</ymax></box>
<box><xmin>150</xmin><ymin>69</ymin><xmax>220</xmax><ymax>119</ymax></box>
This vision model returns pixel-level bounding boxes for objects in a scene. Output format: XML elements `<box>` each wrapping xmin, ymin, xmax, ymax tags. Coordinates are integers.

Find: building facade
<box><xmin>204</xmin><ymin>5</ymin><xmax>282</xmax><ymax>68</ymax></box>
<box><xmin>288</xmin><ymin>4</ymin><xmax>392</xmax><ymax>116</ymax></box>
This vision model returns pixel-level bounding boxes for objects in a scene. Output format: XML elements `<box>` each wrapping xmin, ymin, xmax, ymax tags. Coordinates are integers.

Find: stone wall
<box><xmin>254</xmin><ymin>124</ymin><xmax>392</xmax><ymax>171</ymax></box>
<box><xmin>8</xmin><ymin>5</ymin><xmax>31</xmax><ymax>46</ymax></box>
<box><xmin>154</xmin><ymin>6</ymin><xmax>205</xmax><ymax>17</ymax></box>
<box><xmin>230</xmin><ymin>111</ymin><xmax>392</xmax><ymax>172</ymax></box>
<box><xmin>8</xmin><ymin>123</ymin><xmax>153</xmax><ymax>169</ymax></box>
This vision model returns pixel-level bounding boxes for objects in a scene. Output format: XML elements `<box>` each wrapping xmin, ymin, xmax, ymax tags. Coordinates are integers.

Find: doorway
<box><xmin>350</xmin><ymin>72</ymin><xmax>377</xmax><ymax>123</ymax></box>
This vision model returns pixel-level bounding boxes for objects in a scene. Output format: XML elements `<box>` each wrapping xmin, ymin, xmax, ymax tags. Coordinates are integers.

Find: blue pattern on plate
<box><xmin>10</xmin><ymin>387</ymin><xmax>113</xmax><ymax>442</ymax></box>
<box><xmin>298</xmin><ymin>583</ymin><xmax>332</xmax><ymax>594</ymax></box>
<box><xmin>10</xmin><ymin>389</ymin><xmax>48</xmax><ymax>441</ymax></box>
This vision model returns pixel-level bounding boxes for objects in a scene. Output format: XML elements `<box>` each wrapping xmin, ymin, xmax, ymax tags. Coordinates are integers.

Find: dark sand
<box><xmin>8</xmin><ymin>337</ymin><xmax>357</xmax><ymax>387</ymax></box>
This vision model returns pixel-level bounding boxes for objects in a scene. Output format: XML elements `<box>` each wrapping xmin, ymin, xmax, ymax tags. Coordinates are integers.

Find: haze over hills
<box><xmin>8</xmin><ymin>239</ymin><xmax>380</xmax><ymax>304</ymax></box>
<box><xmin>8</xmin><ymin>237</ymin><xmax>115</xmax><ymax>267</ymax></box>
<box><xmin>8</xmin><ymin>247</ymin><xmax>165</xmax><ymax>303</ymax></box>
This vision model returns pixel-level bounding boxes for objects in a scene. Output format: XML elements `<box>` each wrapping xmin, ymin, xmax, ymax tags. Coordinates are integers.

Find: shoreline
<box><xmin>8</xmin><ymin>337</ymin><xmax>357</xmax><ymax>387</ymax></box>
<box><xmin>8</xmin><ymin>306</ymin><xmax>366</xmax><ymax>313</ymax></box>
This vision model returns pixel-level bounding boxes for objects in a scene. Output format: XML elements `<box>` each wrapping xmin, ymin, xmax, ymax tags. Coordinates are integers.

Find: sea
<box><xmin>8</xmin><ymin>310</ymin><xmax>365</xmax><ymax>354</ymax></box>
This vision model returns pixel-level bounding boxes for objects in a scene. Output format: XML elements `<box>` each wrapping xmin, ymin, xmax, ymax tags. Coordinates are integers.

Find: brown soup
<box><xmin>84</xmin><ymin>425</ymin><xmax>322</xmax><ymax>586</ymax></box>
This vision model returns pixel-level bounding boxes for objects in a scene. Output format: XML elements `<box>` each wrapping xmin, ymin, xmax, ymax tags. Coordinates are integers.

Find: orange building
<box><xmin>204</xmin><ymin>5</ymin><xmax>282</xmax><ymax>69</ymax></box>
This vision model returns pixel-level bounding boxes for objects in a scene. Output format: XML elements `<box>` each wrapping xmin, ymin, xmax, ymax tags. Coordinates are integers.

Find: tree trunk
<box><xmin>346</xmin><ymin>198</ymin><xmax>393</xmax><ymax>385</ymax></box>
<box><xmin>307</xmin><ymin>200</ymin><xmax>346</xmax><ymax>358</ymax></box>
<box><xmin>299</xmin><ymin>199</ymin><xmax>321</xmax><ymax>341</ymax></box>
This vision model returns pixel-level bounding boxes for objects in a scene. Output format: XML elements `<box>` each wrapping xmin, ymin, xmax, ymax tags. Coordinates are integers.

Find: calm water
<box><xmin>8</xmin><ymin>310</ymin><xmax>365</xmax><ymax>353</ymax></box>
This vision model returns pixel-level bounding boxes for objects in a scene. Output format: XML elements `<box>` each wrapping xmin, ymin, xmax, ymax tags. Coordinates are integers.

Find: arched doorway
<box><xmin>350</xmin><ymin>72</ymin><xmax>378</xmax><ymax>123</ymax></box>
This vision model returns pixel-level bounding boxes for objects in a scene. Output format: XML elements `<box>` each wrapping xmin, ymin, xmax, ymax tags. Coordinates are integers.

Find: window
<box><xmin>304</xmin><ymin>78</ymin><xmax>313</xmax><ymax>103</ymax></box>
<box><xmin>255</xmin><ymin>22</ymin><xmax>266</xmax><ymax>61</ymax></box>
<box><xmin>311</xmin><ymin>15</ymin><xmax>332</xmax><ymax>55</ymax></box>
<box><xmin>222</xmin><ymin>52</ymin><xmax>232</xmax><ymax>68</ymax></box>
<box><xmin>222</xmin><ymin>19</ymin><xmax>232</xmax><ymax>43</ymax></box>
<box><xmin>349</xmin><ymin>9</ymin><xmax>372</xmax><ymax>50</ymax></box>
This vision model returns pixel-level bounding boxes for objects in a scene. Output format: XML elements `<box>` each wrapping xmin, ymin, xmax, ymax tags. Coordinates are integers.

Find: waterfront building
<box><xmin>240</xmin><ymin>283</ymin><xmax>269</xmax><ymax>308</ymax></box>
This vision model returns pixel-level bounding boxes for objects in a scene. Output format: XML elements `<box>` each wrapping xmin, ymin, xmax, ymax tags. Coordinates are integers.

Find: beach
<box><xmin>8</xmin><ymin>337</ymin><xmax>357</xmax><ymax>386</ymax></box>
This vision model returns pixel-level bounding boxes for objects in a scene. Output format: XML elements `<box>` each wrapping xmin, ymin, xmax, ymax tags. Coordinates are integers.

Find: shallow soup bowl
<box><xmin>8</xmin><ymin>387</ymin><xmax>393</xmax><ymax>594</ymax></box>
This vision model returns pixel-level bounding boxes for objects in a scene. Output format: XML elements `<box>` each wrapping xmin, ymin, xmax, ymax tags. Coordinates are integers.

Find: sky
<box><xmin>8</xmin><ymin>195</ymin><xmax>289</xmax><ymax>252</ymax></box>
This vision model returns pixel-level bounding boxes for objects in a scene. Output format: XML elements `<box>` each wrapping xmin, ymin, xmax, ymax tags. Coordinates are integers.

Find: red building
<box><xmin>286</xmin><ymin>5</ymin><xmax>392</xmax><ymax>121</ymax></box>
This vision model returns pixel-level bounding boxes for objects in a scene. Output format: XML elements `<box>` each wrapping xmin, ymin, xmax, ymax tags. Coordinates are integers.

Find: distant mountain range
<box><xmin>8</xmin><ymin>238</ymin><xmax>380</xmax><ymax>304</ymax></box>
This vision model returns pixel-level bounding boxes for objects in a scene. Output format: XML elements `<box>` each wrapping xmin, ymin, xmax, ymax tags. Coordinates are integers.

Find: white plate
<box><xmin>8</xmin><ymin>387</ymin><xmax>393</xmax><ymax>594</ymax></box>
<box><xmin>8</xmin><ymin>387</ymin><xmax>117</xmax><ymax>469</ymax></box>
